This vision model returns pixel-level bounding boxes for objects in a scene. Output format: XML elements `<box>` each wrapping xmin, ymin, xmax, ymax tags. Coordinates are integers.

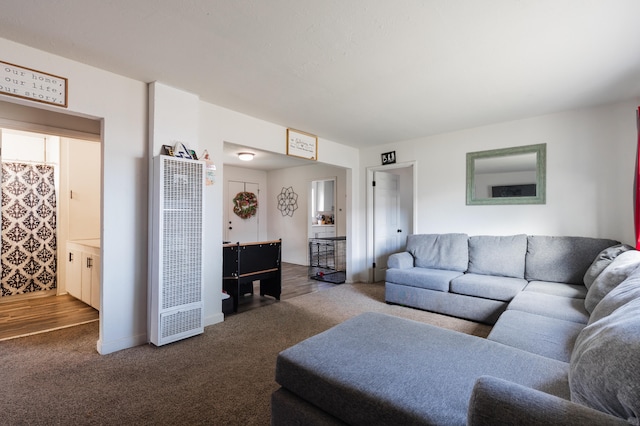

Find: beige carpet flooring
<box><xmin>0</xmin><ymin>282</ymin><xmax>490</xmax><ymax>425</ymax></box>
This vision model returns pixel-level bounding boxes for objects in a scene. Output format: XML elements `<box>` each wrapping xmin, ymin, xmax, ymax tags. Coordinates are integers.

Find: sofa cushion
<box><xmin>276</xmin><ymin>312</ymin><xmax>570</xmax><ymax>426</ymax></box>
<box><xmin>468</xmin><ymin>376</ymin><xmax>630</xmax><ymax>426</ymax></box>
<box><xmin>584</xmin><ymin>250</ymin><xmax>640</xmax><ymax>314</ymax></box>
<box><xmin>569</xmin><ymin>297</ymin><xmax>640</xmax><ymax>424</ymax></box>
<box><xmin>406</xmin><ymin>233</ymin><xmax>469</xmax><ymax>272</ymax></box>
<box><xmin>385</xmin><ymin>267</ymin><xmax>462</xmax><ymax>292</ymax></box>
<box><xmin>525</xmin><ymin>236</ymin><xmax>618</xmax><ymax>284</ymax></box>
<box><xmin>524</xmin><ymin>281</ymin><xmax>587</xmax><ymax>299</ymax></box>
<box><xmin>507</xmin><ymin>291</ymin><xmax>589</xmax><ymax>324</ymax></box>
<box><xmin>488</xmin><ymin>310</ymin><xmax>584</xmax><ymax>362</ymax></box>
<box><xmin>583</xmin><ymin>244</ymin><xmax>634</xmax><ymax>289</ymax></box>
<box><xmin>588</xmin><ymin>267</ymin><xmax>640</xmax><ymax>325</ymax></box>
<box><xmin>450</xmin><ymin>273</ymin><xmax>526</xmax><ymax>302</ymax></box>
<box><xmin>386</xmin><ymin>251</ymin><xmax>414</xmax><ymax>269</ymax></box>
<box><xmin>467</xmin><ymin>234</ymin><xmax>527</xmax><ymax>278</ymax></box>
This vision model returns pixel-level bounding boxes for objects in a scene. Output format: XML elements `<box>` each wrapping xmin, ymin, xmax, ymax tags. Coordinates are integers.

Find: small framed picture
<box><xmin>287</xmin><ymin>128</ymin><xmax>317</xmax><ymax>160</ymax></box>
<box><xmin>381</xmin><ymin>151</ymin><xmax>396</xmax><ymax>165</ymax></box>
<box><xmin>161</xmin><ymin>145</ymin><xmax>174</xmax><ymax>156</ymax></box>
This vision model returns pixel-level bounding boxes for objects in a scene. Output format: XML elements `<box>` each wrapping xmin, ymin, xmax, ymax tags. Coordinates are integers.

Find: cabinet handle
<box><xmin>69</xmin><ymin>252</ymin><xmax>73</xmax><ymax>262</ymax></box>
<box><xmin>86</xmin><ymin>257</ymin><xmax>92</xmax><ymax>268</ymax></box>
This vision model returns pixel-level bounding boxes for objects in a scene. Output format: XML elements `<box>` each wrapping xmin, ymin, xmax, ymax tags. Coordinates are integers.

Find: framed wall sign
<box><xmin>0</xmin><ymin>60</ymin><xmax>68</xmax><ymax>107</ymax></box>
<box><xmin>381</xmin><ymin>151</ymin><xmax>396</xmax><ymax>165</ymax></box>
<box><xmin>287</xmin><ymin>128</ymin><xmax>317</xmax><ymax>160</ymax></box>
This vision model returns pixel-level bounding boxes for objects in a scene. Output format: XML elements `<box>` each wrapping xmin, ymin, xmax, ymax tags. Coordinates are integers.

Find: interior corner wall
<box><xmin>0</xmin><ymin>37</ymin><xmax>149</xmax><ymax>354</ymax></box>
<box><xmin>359</xmin><ymin>99</ymin><xmax>639</xmax><ymax>245</ymax></box>
<box><xmin>267</xmin><ymin>164</ymin><xmax>347</xmax><ymax>266</ymax></box>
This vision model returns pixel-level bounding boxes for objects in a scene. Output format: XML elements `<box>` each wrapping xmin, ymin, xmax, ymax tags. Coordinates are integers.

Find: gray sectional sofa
<box><xmin>385</xmin><ymin>234</ymin><xmax>619</xmax><ymax>324</ymax></box>
<box><xmin>271</xmin><ymin>234</ymin><xmax>640</xmax><ymax>425</ymax></box>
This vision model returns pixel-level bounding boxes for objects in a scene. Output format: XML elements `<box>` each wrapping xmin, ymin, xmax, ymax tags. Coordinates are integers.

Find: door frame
<box><xmin>366</xmin><ymin>161</ymin><xmax>417</xmax><ymax>283</ymax></box>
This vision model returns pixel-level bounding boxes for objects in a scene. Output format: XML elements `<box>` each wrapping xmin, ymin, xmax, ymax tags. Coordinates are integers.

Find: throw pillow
<box><xmin>584</xmin><ymin>250</ymin><xmax>640</xmax><ymax>314</ymax></box>
<box><xmin>570</xmin><ymin>297</ymin><xmax>640</xmax><ymax>424</ymax></box>
<box><xmin>583</xmin><ymin>244</ymin><xmax>634</xmax><ymax>289</ymax></box>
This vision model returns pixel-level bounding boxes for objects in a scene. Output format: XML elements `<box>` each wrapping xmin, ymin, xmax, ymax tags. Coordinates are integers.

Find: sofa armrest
<box><xmin>468</xmin><ymin>376</ymin><xmax>628</xmax><ymax>426</ymax></box>
<box><xmin>387</xmin><ymin>252</ymin><xmax>414</xmax><ymax>269</ymax></box>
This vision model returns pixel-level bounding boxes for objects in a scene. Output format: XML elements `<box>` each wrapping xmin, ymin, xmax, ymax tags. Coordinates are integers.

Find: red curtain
<box><xmin>635</xmin><ymin>106</ymin><xmax>640</xmax><ymax>248</ymax></box>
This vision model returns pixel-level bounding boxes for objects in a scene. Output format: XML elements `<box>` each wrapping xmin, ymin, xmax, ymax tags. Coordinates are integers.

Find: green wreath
<box><xmin>233</xmin><ymin>191</ymin><xmax>258</xmax><ymax>219</ymax></box>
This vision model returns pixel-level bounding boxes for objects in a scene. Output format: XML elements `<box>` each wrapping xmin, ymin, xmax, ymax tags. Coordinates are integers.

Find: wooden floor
<box><xmin>0</xmin><ymin>262</ymin><xmax>337</xmax><ymax>340</ymax></box>
<box><xmin>0</xmin><ymin>293</ymin><xmax>99</xmax><ymax>341</ymax></box>
<box><xmin>232</xmin><ymin>262</ymin><xmax>337</xmax><ymax>314</ymax></box>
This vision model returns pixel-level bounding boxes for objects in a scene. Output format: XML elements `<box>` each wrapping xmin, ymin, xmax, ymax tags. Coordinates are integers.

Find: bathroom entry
<box><xmin>0</xmin><ymin>128</ymin><xmax>100</xmax><ymax>306</ymax></box>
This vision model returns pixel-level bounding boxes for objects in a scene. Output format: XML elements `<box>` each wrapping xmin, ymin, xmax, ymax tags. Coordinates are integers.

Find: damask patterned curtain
<box><xmin>1</xmin><ymin>162</ymin><xmax>57</xmax><ymax>297</ymax></box>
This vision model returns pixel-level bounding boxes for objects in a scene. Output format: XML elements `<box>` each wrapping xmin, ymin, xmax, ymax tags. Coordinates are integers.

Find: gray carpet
<box><xmin>0</xmin><ymin>282</ymin><xmax>490</xmax><ymax>425</ymax></box>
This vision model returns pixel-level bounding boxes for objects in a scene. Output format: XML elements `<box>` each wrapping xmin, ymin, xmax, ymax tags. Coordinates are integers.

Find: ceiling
<box><xmin>2</xmin><ymin>1</ymin><xmax>640</xmax><ymax>152</ymax></box>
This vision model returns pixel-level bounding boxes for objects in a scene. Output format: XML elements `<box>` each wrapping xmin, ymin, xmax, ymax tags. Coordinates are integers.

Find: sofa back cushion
<box><xmin>525</xmin><ymin>236</ymin><xmax>619</xmax><ymax>284</ymax></box>
<box><xmin>468</xmin><ymin>235</ymin><xmax>527</xmax><ymax>278</ymax></box>
<box><xmin>569</xmin><ymin>297</ymin><xmax>640</xmax><ymax>423</ymax></box>
<box><xmin>584</xmin><ymin>250</ymin><xmax>640</xmax><ymax>313</ymax></box>
<box><xmin>589</xmin><ymin>267</ymin><xmax>640</xmax><ymax>325</ymax></box>
<box><xmin>407</xmin><ymin>233</ymin><xmax>468</xmax><ymax>272</ymax></box>
<box><xmin>583</xmin><ymin>244</ymin><xmax>635</xmax><ymax>289</ymax></box>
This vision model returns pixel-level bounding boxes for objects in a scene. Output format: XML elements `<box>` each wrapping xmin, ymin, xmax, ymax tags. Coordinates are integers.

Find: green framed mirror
<box><xmin>466</xmin><ymin>143</ymin><xmax>546</xmax><ymax>205</ymax></box>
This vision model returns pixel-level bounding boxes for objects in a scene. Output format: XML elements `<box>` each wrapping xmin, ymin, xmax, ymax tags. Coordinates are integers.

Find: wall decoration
<box><xmin>1</xmin><ymin>162</ymin><xmax>57</xmax><ymax>297</ymax></box>
<box><xmin>201</xmin><ymin>149</ymin><xmax>216</xmax><ymax>186</ymax></box>
<box><xmin>0</xmin><ymin>60</ymin><xmax>68</xmax><ymax>107</ymax></box>
<box><xmin>173</xmin><ymin>142</ymin><xmax>193</xmax><ymax>159</ymax></box>
<box><xmin>277</xmin><ymin>186</ymin><xmax>298</xmax><ymax>217</ymax></box>
<box><xmin>286</xmin><ymin>128</ymin><xmax>317</xmax><ymax>160</ymax></box>
<box><xmin>161</xmin><ymin>145</ymin><xmax>174</xmax><ymax>156</ymax></box>
<box><xmin>233</xmin><ymin>191</ymin><xmax>258</xmax><ymax>219</ymax></box>
<box><xmin>381</xmin><ymin>151</ymin><xmax>396</xmax><ymax>165</ymax></box>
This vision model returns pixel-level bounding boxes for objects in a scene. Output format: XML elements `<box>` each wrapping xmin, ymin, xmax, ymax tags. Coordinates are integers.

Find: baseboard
<box><xmin>96</xmin><ymin>332</ymin><xmax>147</xmax><ymax>355</ymax></box>
<box><xmin>204</xmin><ymin>312</ymin><xmax>224</xmax><ymax>327</ymax></box>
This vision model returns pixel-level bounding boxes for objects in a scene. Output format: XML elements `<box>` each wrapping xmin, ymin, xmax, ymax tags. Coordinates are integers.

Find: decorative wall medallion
<box><xmin>277</xmin><ymin>186</ymin><xmax>298</xmax><ymax>217</ymax></box>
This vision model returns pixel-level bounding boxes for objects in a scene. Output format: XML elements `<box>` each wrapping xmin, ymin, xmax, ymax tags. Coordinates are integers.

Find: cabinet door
<box><xmin>67</xmin><ymin>248</ymin><xmax>82</xmax><ymax>299</ymax></box>
<box><xmin>90</xmin><ymin>254</ymin><xmax>100</xmax><ymax>310</ymax></box>
<box><xmin>81</xmin><ymin>252</ymin><xmax>93</xmax><ymax>305</ymax></box>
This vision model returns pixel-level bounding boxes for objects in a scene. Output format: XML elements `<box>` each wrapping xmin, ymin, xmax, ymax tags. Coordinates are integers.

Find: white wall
<box><xmin>267</xmin><ymin>163</ymin><xmax>347</xmax><ymax>266</ymax></box>
<box><xmin>0</xmin><ymin>37</ymin><xmax>149</xmax><ymax>354</ymax></box>
<box><xmin>359</xmin><ymin>100</ymin><xmax>640</xmax><ymax>247</ymax></box>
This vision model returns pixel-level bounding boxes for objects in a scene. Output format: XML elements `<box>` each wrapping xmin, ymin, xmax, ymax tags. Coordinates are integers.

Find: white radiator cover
<box><xmin>149</xmin><ymin>155</ymin><xmax>205</xmax><ymax>346</ymax></box>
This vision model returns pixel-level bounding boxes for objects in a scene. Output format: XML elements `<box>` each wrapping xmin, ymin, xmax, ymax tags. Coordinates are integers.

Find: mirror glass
<box><xmin>466</xmin><ymin>143</ymin><xmax>546</xmax><ymax>205</ymax></box>
<box><xmin>311</xmin><ymin>179</ymin><xmax>335</xmax><ymax>224</ymax></box>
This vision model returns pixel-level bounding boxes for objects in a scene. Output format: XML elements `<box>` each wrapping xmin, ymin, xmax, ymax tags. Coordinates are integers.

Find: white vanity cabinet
<box><xmin>311</xmin><ymin>225</ymin><xmax>336</xmax><ymax>239</ymax></box>
<box><xmin>66</xmin><ymin>239</ymin><xmax>100</xmax><ymax>310</ymax></box>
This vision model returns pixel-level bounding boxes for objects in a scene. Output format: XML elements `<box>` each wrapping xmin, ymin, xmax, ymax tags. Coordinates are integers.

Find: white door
<box><xmin>68</xmin><ymin>139</ymin><xmax>101</xmax><ymax>240</ymax></box>
<box><xmin>373</xmin><ymin>171</ymin><xmax>403</xmax><ymax>282</ymax></box>
<box><xmin>227</xmin><ymin>181</ymin><xmax>259</xmax><ymax>243</ymax></box>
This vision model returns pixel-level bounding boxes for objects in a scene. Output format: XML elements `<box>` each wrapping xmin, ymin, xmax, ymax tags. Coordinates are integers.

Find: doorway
<box><xmin>227</xmin><ymin>180</ymin><xmax>259</xmax><ymax>243</ymax></box>
<box><xmin>0</xmin><ymin>111</ymin><xmax>101</xmax><ymax>339</ymax></box>
<box><xmin>367</xmin><ymin>162</ymin><xmax>416</xmax><ymax>282</ymax></box>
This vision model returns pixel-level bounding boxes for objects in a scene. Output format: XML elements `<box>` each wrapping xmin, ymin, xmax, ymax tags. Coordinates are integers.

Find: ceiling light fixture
<box><xmin>238</xmin><ymin>152</ymin><xmax>254</xmax><ymax>161</ymax></box>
